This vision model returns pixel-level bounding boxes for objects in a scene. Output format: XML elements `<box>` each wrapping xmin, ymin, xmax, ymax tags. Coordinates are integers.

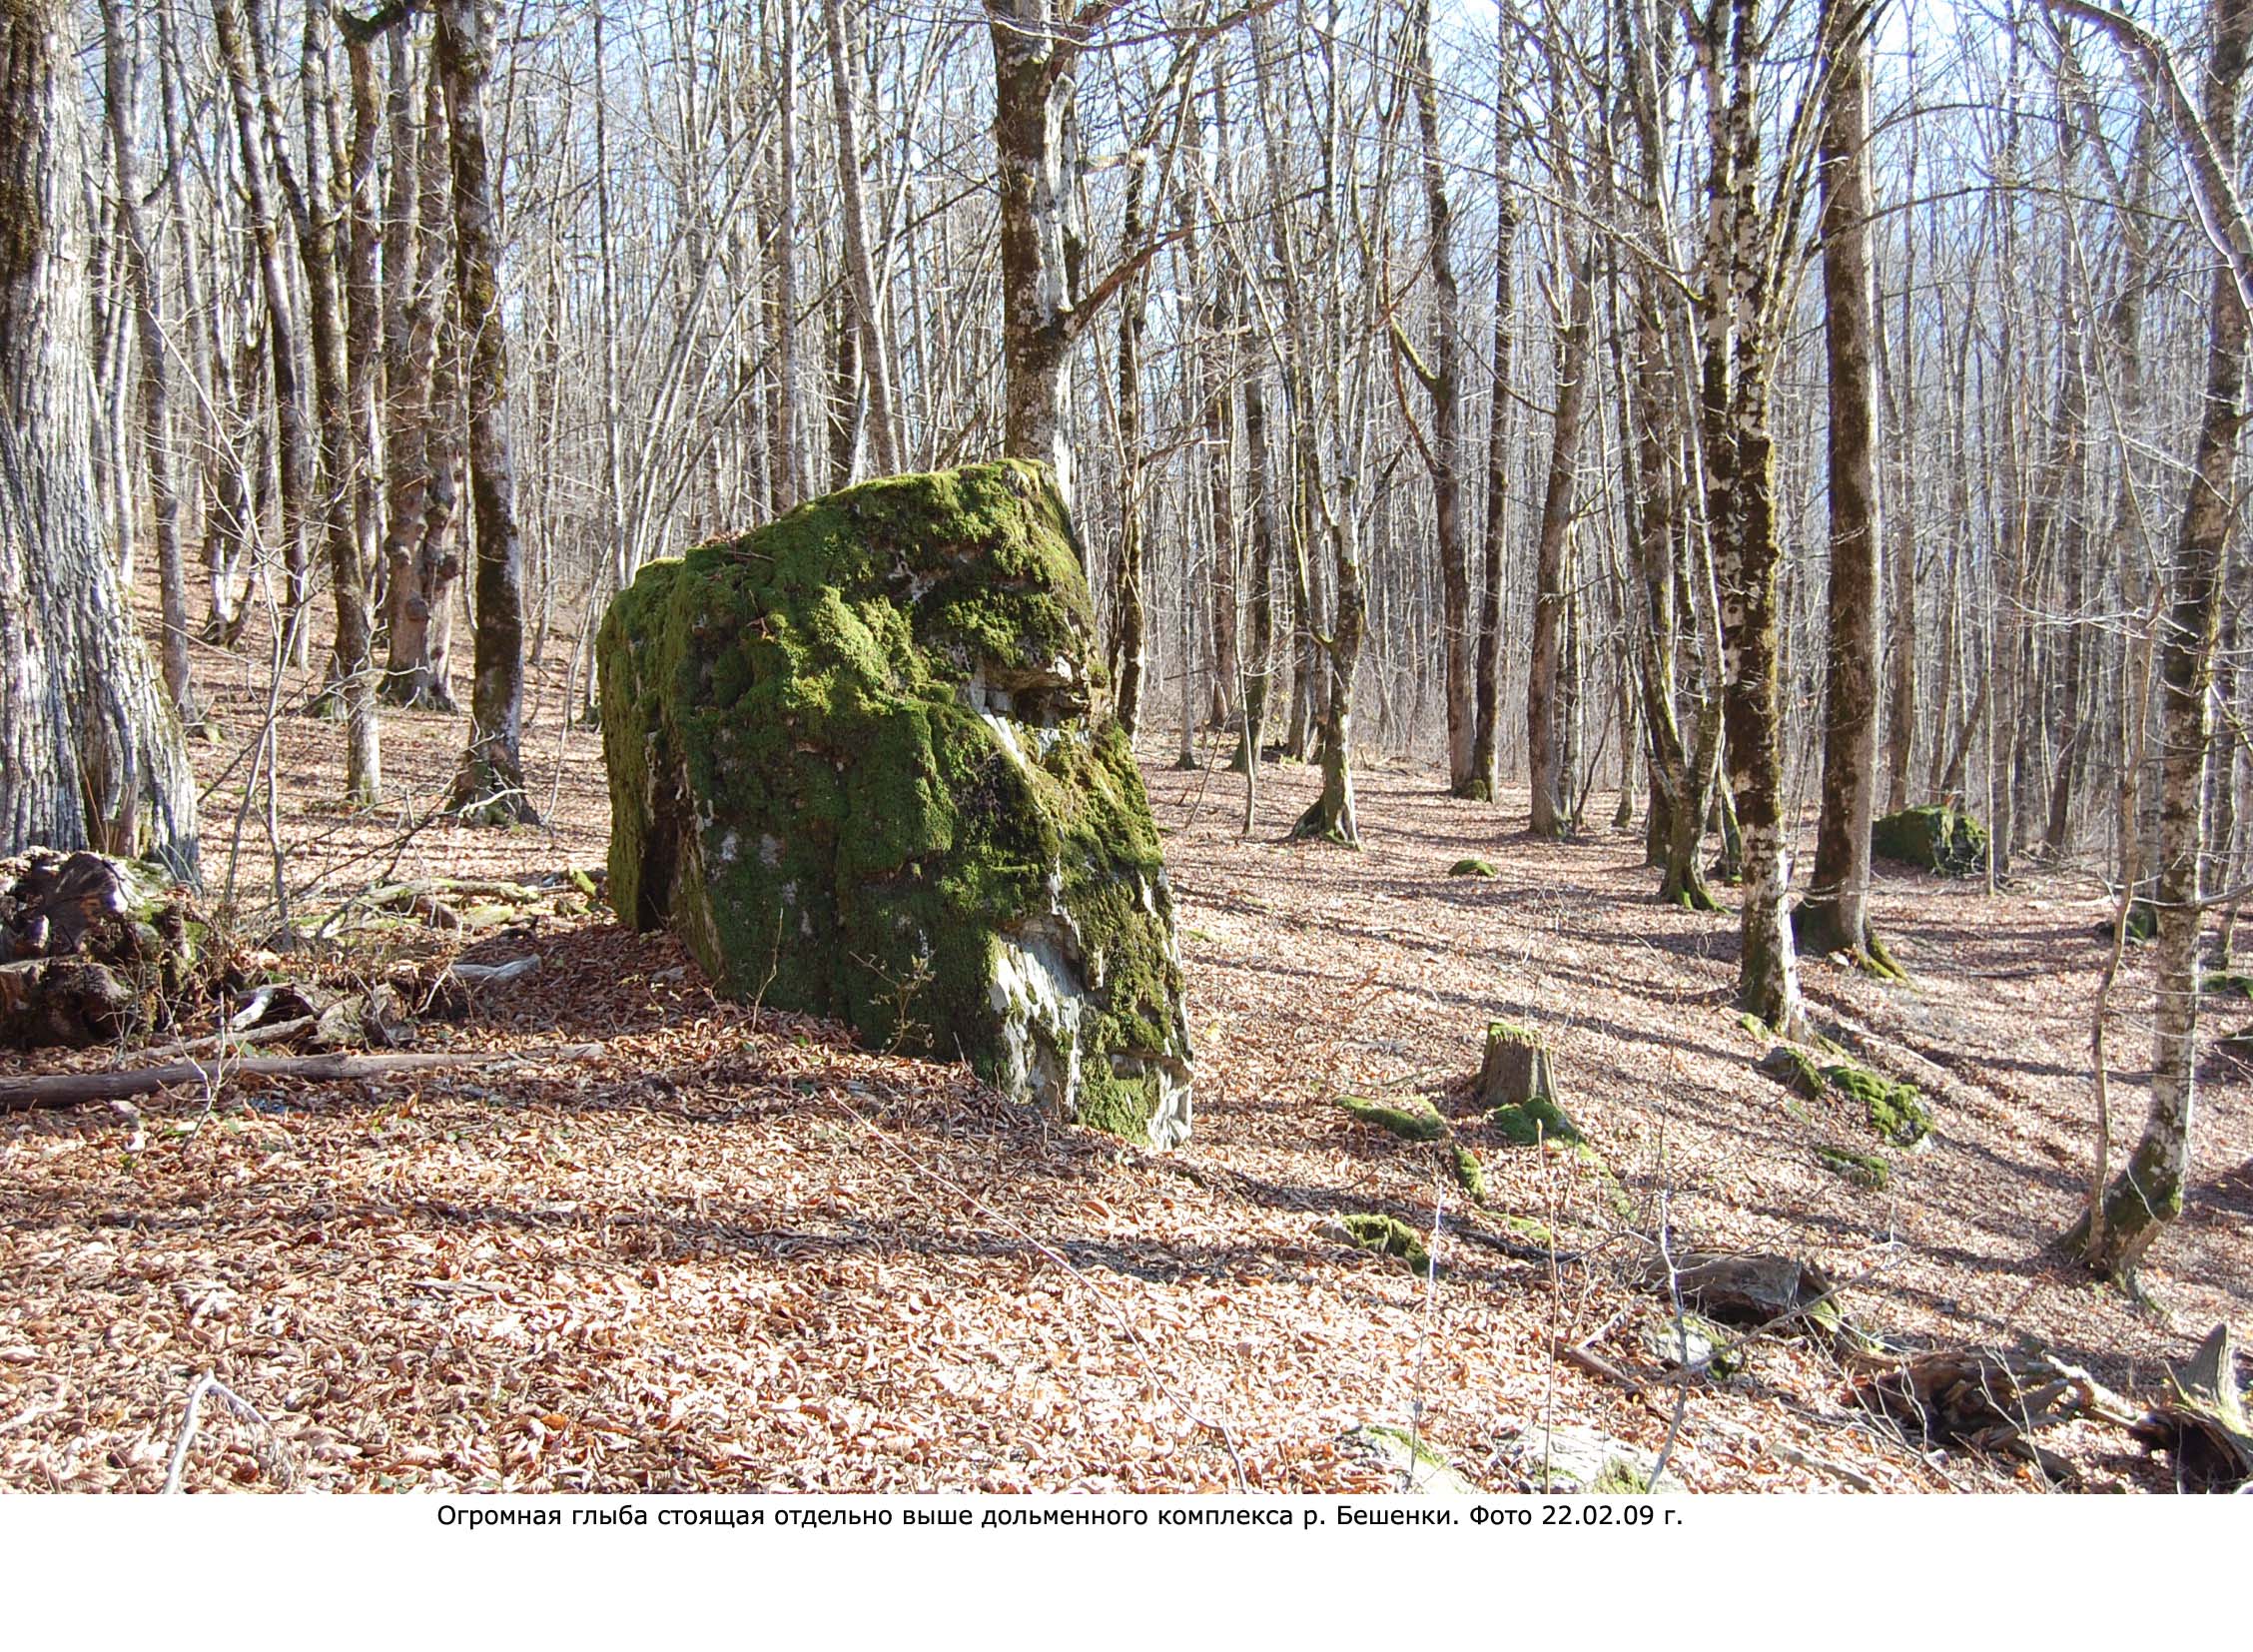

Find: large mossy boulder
<box><xmin>1871</xmin><ymin>804</ymin><xmax>1987</xmax><ymax>875</ymax></box>
<box><xmin>597</xmin><ymin>461</ymin><xmax>1192</xmax><ymax>1147</ymax></box>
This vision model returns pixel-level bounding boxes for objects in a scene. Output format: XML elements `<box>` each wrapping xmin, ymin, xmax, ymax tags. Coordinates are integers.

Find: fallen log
<box><xmin>448</xmin><ymin>957</ymin><xmax>539</xmax><ymax>986</ymax></box>
<box><xmin>1848</xmin><ymin>1347</ymin><xmax>2096</xmax><ymax>1483</ymax></box>
<box><xmin>0</xmin><ymin>1043</ymin><xmax>605</xmax><ymax>1113</ymax></box>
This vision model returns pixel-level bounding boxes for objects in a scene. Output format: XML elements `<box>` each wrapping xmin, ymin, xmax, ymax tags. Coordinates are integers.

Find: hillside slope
<box><xmin>3</xmin><ymin>710</ymin><xmax>2245</xmax><ymax>1492</ymax></box>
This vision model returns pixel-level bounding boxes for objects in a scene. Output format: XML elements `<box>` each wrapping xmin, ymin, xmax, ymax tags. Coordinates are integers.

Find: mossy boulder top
<box><xmin>597</xmin><ymin>460</ymin><xmax>1192</xmax><ymax>1147</ymax></box>
<box><xmin>1872</xmin><ymin>804</ymin><xmax>1987</xmax><ymax>876</ymax></box>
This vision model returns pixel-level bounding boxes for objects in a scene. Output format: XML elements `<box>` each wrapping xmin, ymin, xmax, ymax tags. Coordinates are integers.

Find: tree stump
<box><xmin>1479</xmin><ymin>1021</ymin><xmax>1579</xmax><ymax>1143</ymax></box>
<box><xmin>2130</xmin><ymin>1322</ymin><xmax>2253</xmax><ymax>1491</ymax></box>
<box><xmin>0</xmin><ymin>850</ymin><xmax>193</xmax><ymax>1049</ymax></box>
<box><xmin>1652</xmin><ymin>1250</ymin><xmax>1851</xmax><ymax>1344</ymax></box>
<box><xmin>1479</xmin><ymin>1021</ymin><xmax>1554</xmax><ymax>1110</ymax></box>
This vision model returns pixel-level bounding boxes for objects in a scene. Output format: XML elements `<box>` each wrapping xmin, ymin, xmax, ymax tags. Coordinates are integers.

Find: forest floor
<box><xmin>4</xmin><ymin>637</ymin><xmax>2250</xmax><ymax>1493</ymax></box>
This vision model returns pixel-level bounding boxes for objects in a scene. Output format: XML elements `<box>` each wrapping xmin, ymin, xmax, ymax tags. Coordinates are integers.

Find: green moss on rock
<box><xmin>1825</xmin><ymin>1062</ymin><xmax>1932</xmax><ymax>1148</ymax></box>
<box><xmin>1338</xmin><ymin>1214</ymin><xmax>1434</xmax><ymax>1273</ymax></box>
<box><xmin>1337</xmin><ymin>1095</ymin><xmax>1446</xmax><ymax>1142</ymax></box>
<box><xmin>1872</xmin><ymin>804</ymin><xmax>1988</xmax><ymax>876</ymax></box>
<box><xmin>1758</xmin><ymin>1045</ymin><xmax>1826</xmax><ymax>1100</ymax></box>
<box><xmin>598</xmin><ymin>461</ymin><xmax>1192</xmax><ymax>1146</ymax></box>
<box><xmin>1816</xmin><ymin>1143</ymin><xmax>1892</xmax><ymax>1190</ymax></box>
<box><xmin>1448</xmin><ymin>858</ymin><xmax>1497</xmax><ymax>879</ymax></box>
<box><xmin>1451</xmin><ymin>1145</ymin><xmax>1487</xmax><ymax>1203</ymax></box>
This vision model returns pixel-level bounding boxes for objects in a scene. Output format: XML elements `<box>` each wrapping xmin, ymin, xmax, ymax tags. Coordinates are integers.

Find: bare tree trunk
<box><xmin>216</xmin><ymin>0</ymin><xmax>316</xmax><ymax>669</ymax></box>
<box><xmin>1466</xmin><ymin>14</ymin><xmax>1520</xmax><ymax>805</ymax></box>
<box><xmin>301</xmin><ymin>0</ymin><xmax>381</xmax><ymax>804</ymax></box>
<box><xmin>2067</xmin><ymin>0</ymin><xmax>2252</xmax><ymax>1278</ymax></box>
<box><xmin>0</xmin><ymin>0</ymin><xmax>199</xmax><ymax>876</ymax></box>
<box><xmin>437</xmin><ymin>0</ymin><xmax>535</xmax><ymax>823</ymax></box>
<box><xmin>1110</xmin><ymin>149</ymin><xmax>1151</xmax><ymax>735</ymax></box>
<box><xmin>987</xmin><ymin>0</ymin><xmax>1081</xmax><ymax>498</ymax></box>
<box><xmin>1406</xmin><ymin>0</ymin><xmax>1473</xmax><ymax>794</ymax></box>
<box><xmin>1235</xmin><ymin>360</ymin><xmax>1279</xmax><ymax>774</ymax></box>
<box><xmin>764</xmin><ymin>0</ymin><xmax>803</xmax><ymax>515</ymax></box>
<box><xmin>825</xmin><ymin>0</ymin><xmax>900</xmax><ymax>474</ymax></box>
<box><xmin>381</xmin><ymin>36</ymin><xmax>461</xmax><ymax>710</ymax></box>
<box><xmin>1201</xmin><ymin>268</ymin><xmax>1240</xmax><ymax>732</ymax></box>
<box><xmin>1527</xmin><ymin>240</ymin><xmax>1594</xmax><ymax>839</ymax></box>
<box><xmin>1879</xmin><ymin>195</ymin><xmax>1917</xmax><ymax>813</ymax></box>
<box><xmin>99</xmin><ymin>0</ymin><xmax>200</xmax><ymax>733</ymax></box>
<box><xmin>1800</xmin><ymin>0</ymin><xmax>1893</xmax><ymax>975</ymax></box>
<box><xmin>1695</xmin><ymin>0</ymin><xmax>1808</xmax><ymax>1038</ymax></box>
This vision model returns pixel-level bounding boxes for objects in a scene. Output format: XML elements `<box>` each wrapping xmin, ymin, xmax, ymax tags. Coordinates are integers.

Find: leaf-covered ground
<box><xmin>5</xmin><ymin>671</ymin><xmax>2248</xmax><ymax>1492</ymax></box>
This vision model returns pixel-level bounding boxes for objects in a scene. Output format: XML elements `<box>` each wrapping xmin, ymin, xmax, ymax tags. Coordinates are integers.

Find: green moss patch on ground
<box><xmin>1825</xmin><ymin>1062</ymin><xmax>1933</xmax><ymax>1148</ymax></box>
<box><xmin>1491</xmin><ymin>1094</ymin><xmax>1579</xmax><ymax>1146</ymax></box>
<box><xmin>1336</xmin><ymin>1095</ymin><xmax>1446</xmax><ymax>1142</ymax></box>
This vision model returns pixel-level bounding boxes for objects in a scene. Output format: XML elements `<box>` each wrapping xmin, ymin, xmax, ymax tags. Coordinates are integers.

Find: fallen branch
<box><xmin>1770</xmin><ymin>1441</ymin><xmax>1879</xmax><ymax>1493</ymax></box>
<box><xmin>137</xmin><ymin>1016</ymin><xmax>319</xmax><ymax>1062</ymax></box>
<box><xmin>0</xmin><ymin>1043</ymin><xmax>605</xmax><ymax>1113</ymax></box>
<box><xmin>163</xmin><ymin>1372</ymin><xmax>297</xmax><ymax>1493</ymax></box>
<box><xmin>1550</xmin><ymin>1334</ymin><xmax>1651</xmax><ymax>1399</ymax></box>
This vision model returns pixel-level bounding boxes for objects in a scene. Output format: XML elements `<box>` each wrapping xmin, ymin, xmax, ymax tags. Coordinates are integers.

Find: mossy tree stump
<box><xmin>1479</xmin><ymin>1020</ymin><xmax>1581</xmax><ymax>1144</ymax></box>
<box><xmin>0</xmin><ymin>850</ymin><xmax>195</xmax><ymax>1049</ymax></box>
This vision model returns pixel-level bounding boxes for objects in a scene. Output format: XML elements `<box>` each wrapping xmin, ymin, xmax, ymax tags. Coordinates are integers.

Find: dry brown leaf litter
<box><xmin>4</xmin><ymin>642</ymin><xmax>2248</xmax><ymax>1492</ymax></box>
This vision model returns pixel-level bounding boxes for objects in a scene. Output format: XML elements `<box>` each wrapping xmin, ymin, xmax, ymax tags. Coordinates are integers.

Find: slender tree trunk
<box><xmin>1467</xmin><ymin>16</ymin><xmax>1521</xmax><ymax>804</ymax></box>
<box><xmin>2069</xmin><ymin>0</ymin><xmax>2252</xmax><ymax>1277</ymax></box>
<box><xmin>381</xmin><ymin>38</ymin><xmax>461</xmax><ymax>710</ymax></box>
<box><xmin>1408</xmin><ymin>0</ymin><xmax>1473</xmax><ymax>793</ymax></box>
<box><xmin>216</xmin><ymin>0</ymin><xmax>316</xmax><ymax>669</ymax></box>
<box><xmin>825</xmin><ymin>0</ymin><xmax>900</xmax><ymax>474</ymax></box>
<box><xmin>99</xmin><ymin>0</ymin><xmax>199</xmax><ymax>733</ymax></box>
<box><xmin>1201</xmin><ymin>270</ymin><xmax>1240</xmax><ymax>731</ymax></box>
<box><xmin>437</xmin><ymin>0</ymin><xmax>535</xmax><ymax>823</ymax></box>
<box><xmin>1800</xmin><ymin>0</ymin><xmax>1892</xmax><ymax>974</ymax></box>
<box><xmin>764</xmin><ymin>0</ymin><xmax>803</xmax><ymax>514</ymax></box>
<box><xmin>0</xmin><ymin>0</ymin><xmax>198</xmax><ymax>876</ymax></box>
<box><xmin>301</xmin><ymin>0</ymin><xmax>380</xmax><ymax>804</ymax></box>
<box><xmin>1527</xmin><ymin>241</ymin><xmax>1594</xmax><ymax>838</ymax></box>
<box><xmin>1880</xmin><ymin>226</ymin><xmax>1917</xmax><ymax>812</ymax></box>
<box><xmin>1110</xmin><ymin>150</ymin><xmax>1151</xmax><ymax>735</ymax></box>
<box><xmin>1235</xmin><ymin>363</ymin><xmax>1279</xmax><ymax>774</ymax></box>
